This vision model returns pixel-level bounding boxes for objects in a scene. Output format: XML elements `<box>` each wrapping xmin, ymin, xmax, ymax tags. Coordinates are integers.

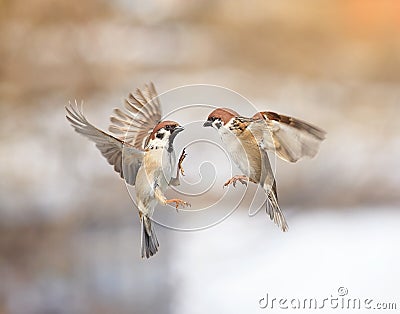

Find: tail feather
<box><xmin>140</xmin><ymin>215</ymin><xmax>159</xmax><ymax>258</ymax></box>
<box><xmin>259</xmin><ymin>148</ymin><xmax>288</xmax><ymax>231</ymax></box>
<box><xmin>266</xmin><ymin>188</ymin><xmax>288</xmax><ymax>232</ymax></box>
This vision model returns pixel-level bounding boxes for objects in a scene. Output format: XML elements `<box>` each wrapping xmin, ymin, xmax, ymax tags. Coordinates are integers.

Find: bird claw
<box><xmin>223</xmin><ymin>176</ymin><xmax>249</xmax><ymax>188</ymax></box>
<box><xmin>166</xmin><ymin>198</ymin><xmax>191</xmax><ymax>211</ymax></box>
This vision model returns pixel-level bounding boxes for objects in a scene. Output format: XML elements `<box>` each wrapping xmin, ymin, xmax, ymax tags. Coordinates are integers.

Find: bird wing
<box><xmin>66</xmin><ymin>101</ymin><xmax>144</xmax><ymax>186</ymax></box>
<box><xmin>109</xmin><ymin>82</ymin><xmax>162</xmax><ymax>150</ymax></box>
<box><xmin>250</xmin><ymin>111</ymin><xmax>326</xmax><ymax>163</ymax></box>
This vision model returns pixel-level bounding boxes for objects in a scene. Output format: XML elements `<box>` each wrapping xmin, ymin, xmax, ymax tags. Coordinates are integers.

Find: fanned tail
<box><xmin>140</xmin><ymin>215</ymin><xmax>159</xmax><ymax>258</ymax></box>
<box><xmin>266</xmin><ymin>184</ymin><xmax>288</xmax><ymax>232</ymax></box>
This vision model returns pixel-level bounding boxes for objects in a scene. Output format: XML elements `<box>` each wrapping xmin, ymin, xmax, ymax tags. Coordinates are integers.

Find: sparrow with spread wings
<box><xmin>66</xmin><ymin>83</ymin><xmax>189</xmax><ymax>258</ymax></box>
<box><xmin>204</xmin><ymin>108</ymin><xmax>326</xmax><ymax>231</ymax></box>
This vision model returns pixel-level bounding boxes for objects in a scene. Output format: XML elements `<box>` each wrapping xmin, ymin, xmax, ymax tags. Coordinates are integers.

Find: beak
<box><xmin>173</xmin><ymin>126</ymin><xmax>184</xmax><ymax>133</ymax></box>
<box><xmin>203</xmin><ymin>120</ymin><xmax>212</xmax><ymax>127</ymax></box>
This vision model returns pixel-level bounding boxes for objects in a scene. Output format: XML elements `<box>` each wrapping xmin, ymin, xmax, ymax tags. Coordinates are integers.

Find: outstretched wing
<box><xmin>109</xmin><ymin>82</ymin><xmax>162</xmax><ymax>150</ymax></box>
<box><xmin>66</xmin><ymin>101</ymin><xmax>144</xmax><ymax>185</ymax></box>
<box><xmin>251</xmin><ymin>111</ymin><xmax>326</xmax><ymax>163</ymax></box>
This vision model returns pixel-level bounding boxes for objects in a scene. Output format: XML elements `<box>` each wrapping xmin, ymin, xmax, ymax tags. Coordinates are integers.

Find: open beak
<box><xmin>203</xmin><ymin>120</ymin><xmax>212</xmax><ymax>127</ymax></box>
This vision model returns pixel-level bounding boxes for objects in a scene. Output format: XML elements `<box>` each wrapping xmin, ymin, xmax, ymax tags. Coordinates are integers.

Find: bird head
<box><xmin>203</xmin><ymin>108</ymin><xmax>239</xmax><ymax>129</ymax></box>
<box><xmin>148</xmin><ymin>120</ymin><xmax>184</xmax><ymax>149</ymax></box>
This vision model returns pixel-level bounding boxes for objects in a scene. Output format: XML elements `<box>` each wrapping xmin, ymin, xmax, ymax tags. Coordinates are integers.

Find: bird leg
<box><xmin>155</xmin><ymin>184</ymin><xmax>190</xmax><ymax>212</ymax></box>
<box><xmin>169</xmin><ymin>148</ymin><xmax>187</xmax><ymax>187</ymax></box>
<box><xmin>165</xmin><ymin>198</ymin><xmax>191</xmax><ymax>211</ymax></box>
<box><xmin>177</xmin><ymin>147</ymin><xmax>187</xmax><ymax>177</ymax></box>
<box><xmin>224</xmin><ymin>175</ymin><xmax>255</xmax><ymax>188</ymax></box>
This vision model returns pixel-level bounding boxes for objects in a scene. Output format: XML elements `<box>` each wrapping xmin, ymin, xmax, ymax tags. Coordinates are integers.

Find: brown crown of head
<box><xmin>149</xmin><ymin>120</ymin><xmax>180</xmax><ymax>140</ymax></box>
<box><xmin>207</xmin><ymin>108</ymin><xmax>239</xmax><ymax>125</ymax></box>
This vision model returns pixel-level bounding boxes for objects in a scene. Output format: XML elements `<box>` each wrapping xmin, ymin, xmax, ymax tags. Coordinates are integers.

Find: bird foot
<box><xmin>223</xmin><ymin>175</ymin><xmax>249</xmax><ymax>188</ymax></box>
<box><xmin>165</xmin><ymin>198</ymin><xmax>191</xmax><ymax>211</ymax></box>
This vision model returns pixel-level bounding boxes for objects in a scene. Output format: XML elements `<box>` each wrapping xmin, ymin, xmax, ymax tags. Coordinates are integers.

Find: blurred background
<box><xmin>0</xmin><ymin>0</ymin><xmax>399</xmax><ymax>313</ymax></box>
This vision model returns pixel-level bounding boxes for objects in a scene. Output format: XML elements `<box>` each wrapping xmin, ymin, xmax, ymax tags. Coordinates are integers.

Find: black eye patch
<box><xmin>156</xmin><ymin>132</ymin><xmax>164</xmax><ymax>139</ymax></box>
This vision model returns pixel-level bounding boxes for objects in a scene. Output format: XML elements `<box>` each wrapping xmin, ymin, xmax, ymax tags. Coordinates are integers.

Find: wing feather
<box><xmin>66</xmin><ymin>101</ymin><xmax>144</xmax><ymax>185</ymax></box>
<box><xmin>109</xmin><ymin>82</ymin><xmax>162</xmax><ymax>150</ymax></box>
<box><xmin>251</xmin><ymin>111</ymin><xmax>326</xmax><ymax>163</ymax></box>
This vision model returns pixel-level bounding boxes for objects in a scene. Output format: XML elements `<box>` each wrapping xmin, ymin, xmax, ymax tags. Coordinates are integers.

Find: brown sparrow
<box><xmin>66</xmin><ymin>83</ymin><xmax>189</xmax><ymax>258</ymax></box>
<box><xmin>203</xmin><ymin>108</ymin><xmax>326</xmax><ymax>231</ymax></box>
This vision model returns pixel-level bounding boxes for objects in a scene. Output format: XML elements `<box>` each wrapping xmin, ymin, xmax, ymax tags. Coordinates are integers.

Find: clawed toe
<box><xmin>166</xmin><ymin>198</ymin><xmax>191</xmax><ymax>211</ymax></box>
<box><xmin>223</xmin><ymin>176</ymin><xmax>249</xmax><ymax>188</ymax></box>
<box><xmin>237</xmin><ymin>178</ymin><xmax>247</xmax><ymax>187</ymax></box>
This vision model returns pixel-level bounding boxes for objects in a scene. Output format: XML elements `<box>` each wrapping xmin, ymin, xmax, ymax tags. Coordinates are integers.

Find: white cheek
<box><xmin>150</xmin><ymin>131</ymin><xmax>170</xmax><ymax>147</ymax></box>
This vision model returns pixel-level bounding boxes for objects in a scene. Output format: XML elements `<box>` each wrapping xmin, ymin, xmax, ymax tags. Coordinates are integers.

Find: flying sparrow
<box><xmin>203</xmin><ymin>108</ymin><xmax>326</xmax><ymax>231</ymax></box>
<box><xmin>66</xmin><ymin>83</ymin><xmax>189</xmax><ymax>258</ymax></box>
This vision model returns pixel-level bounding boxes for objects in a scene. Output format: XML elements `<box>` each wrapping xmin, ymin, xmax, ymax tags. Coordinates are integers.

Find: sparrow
<box><xmin>203</xmin><ymin>108</ymin><xmax>326</xmax><ymax>231</ymax></box>
<box><xmin>66</xmin><ymin>83</ymin><xmax>189</xmax><ymax>258</ymax></box>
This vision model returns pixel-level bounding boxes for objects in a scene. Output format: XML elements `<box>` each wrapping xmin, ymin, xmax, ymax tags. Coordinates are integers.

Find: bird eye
<box><xmin>165</xmin><ymin>125</ymin><xmax>171</xmax><ymax>130</ymax></box>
